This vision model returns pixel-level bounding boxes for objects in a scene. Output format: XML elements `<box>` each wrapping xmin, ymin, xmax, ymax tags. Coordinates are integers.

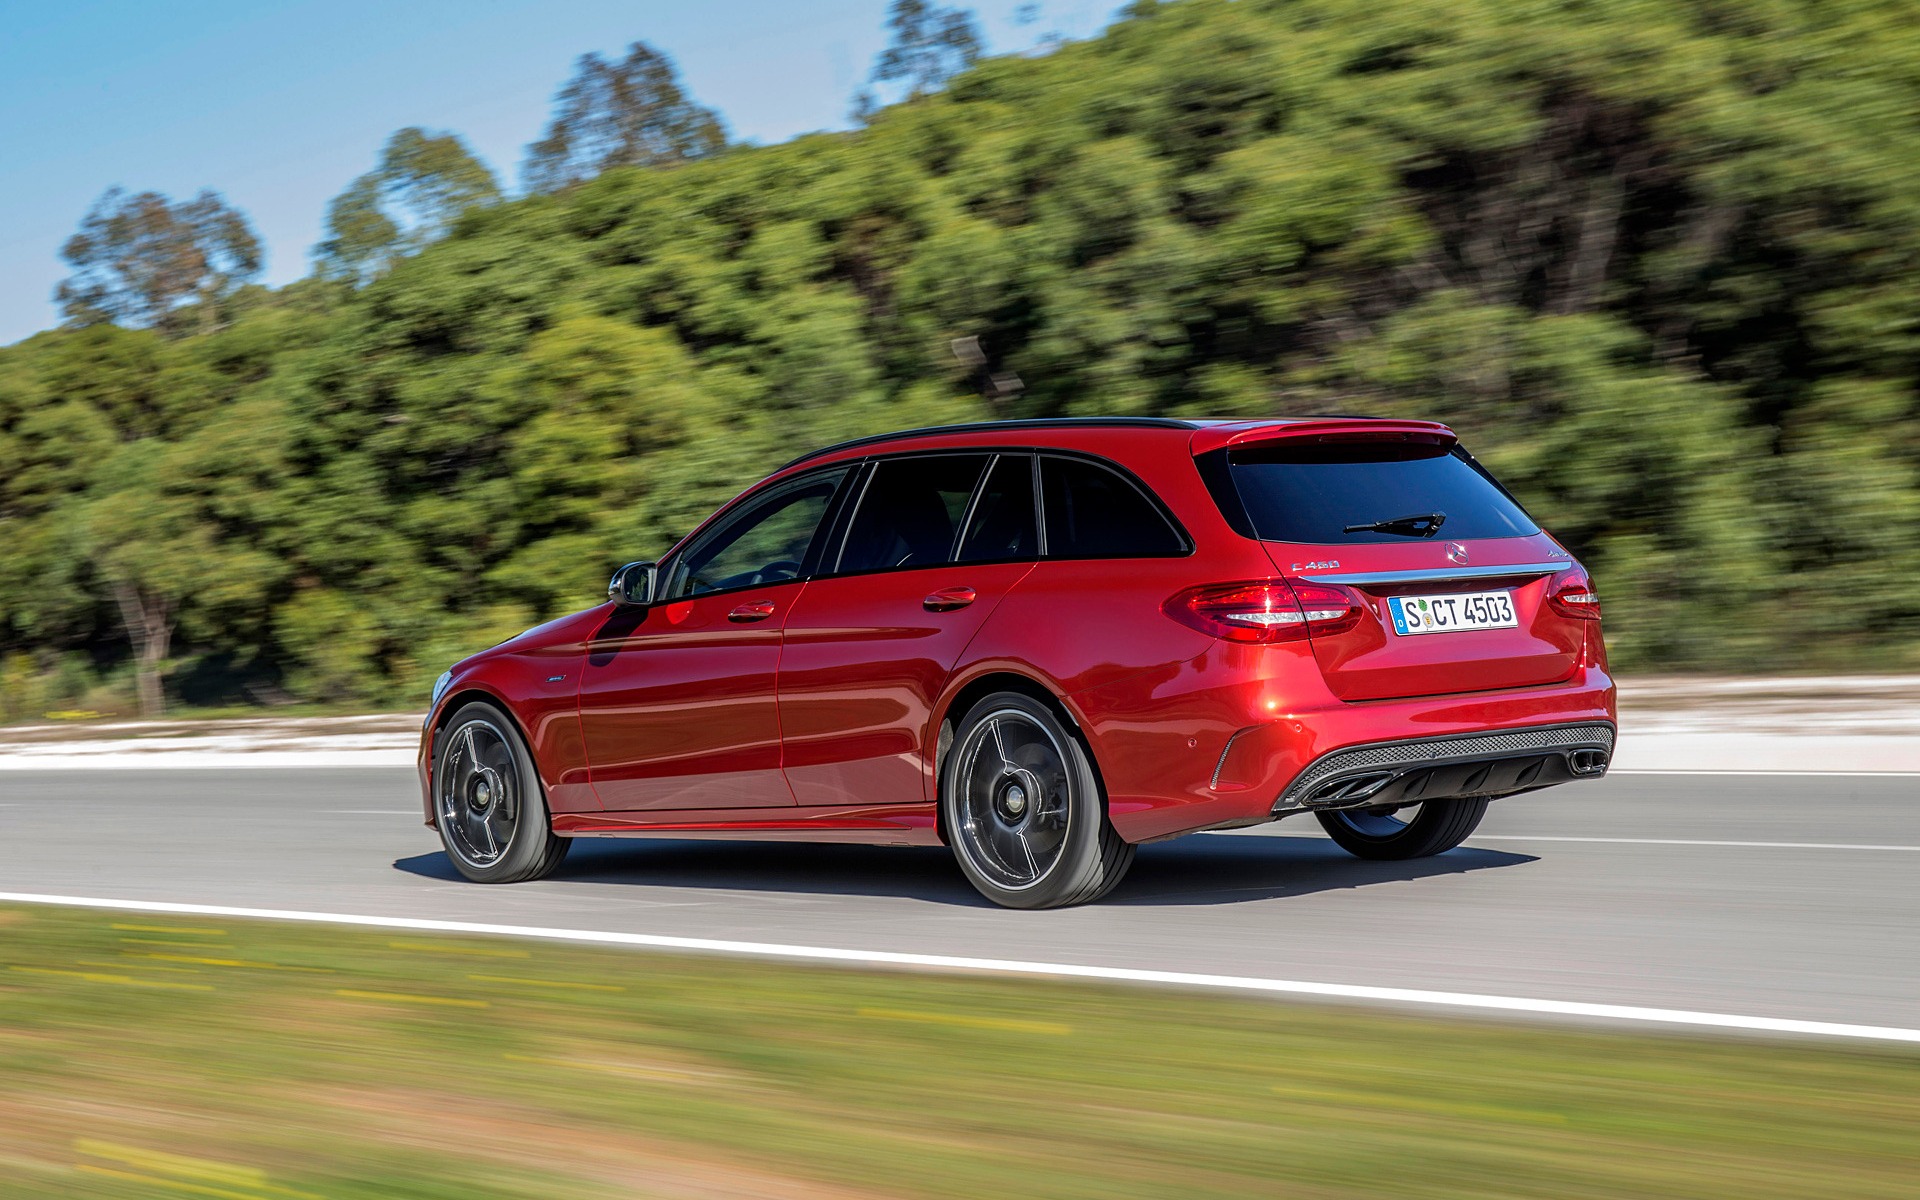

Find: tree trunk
<box><xmin>112</xmin><ymin>582</ymin><xmax>173</xmax><ymax>718</ymax></box>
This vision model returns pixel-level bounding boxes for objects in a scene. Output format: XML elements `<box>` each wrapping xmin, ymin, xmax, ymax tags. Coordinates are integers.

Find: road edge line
<box><xmin>3</xmin><ymin>891</ymin><xmax>1917</xmax><ymax>1045</ymax></box>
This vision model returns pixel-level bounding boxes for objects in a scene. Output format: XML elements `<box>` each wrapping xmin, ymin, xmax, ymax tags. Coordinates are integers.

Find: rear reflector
<box><xmin>1164</xmin><ymin>580</ymin><xmax>1364</xmax><ymax>644</ymax></box>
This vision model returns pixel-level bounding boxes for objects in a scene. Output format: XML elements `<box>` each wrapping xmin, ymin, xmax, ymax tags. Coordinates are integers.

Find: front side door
<box><xmin>578</xmin><ymin>468</ymin><xmax>848</xmax><ymax>811</ymax></box>
<box><xmin>779</xmin><ymin>453</ymin><xmax>1039</xmax><ymax>808</ymax></box>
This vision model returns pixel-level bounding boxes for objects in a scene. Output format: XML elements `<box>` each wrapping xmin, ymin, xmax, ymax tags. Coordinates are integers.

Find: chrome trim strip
<box><xmin>1298</xmin><ymin>561</ymin><xmax>1572</xmax><ymax>586</ymax></box>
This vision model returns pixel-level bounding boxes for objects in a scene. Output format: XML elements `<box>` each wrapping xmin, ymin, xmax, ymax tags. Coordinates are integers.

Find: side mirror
<box><xmin>608</xmin><ymin>561</ymin><xmax>657</xmax><ymax>607</ymax></box>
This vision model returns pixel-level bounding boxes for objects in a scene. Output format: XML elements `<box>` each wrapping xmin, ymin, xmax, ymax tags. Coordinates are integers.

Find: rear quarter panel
<box><xmin>934</xmin><ymin>428</ymin><xmax>1282</xmax><ymax>834</ymax></box>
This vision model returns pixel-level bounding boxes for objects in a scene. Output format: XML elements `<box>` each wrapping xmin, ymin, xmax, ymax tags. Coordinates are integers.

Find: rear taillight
<box><xmin>1163</xmin><ymin>580</ymin><xmax>1364</xmax><ymax>644</ymax></box>
<box><xmin>1548</xmin><ymin>568</ymin><xmax>1602</xmax><ymax>620</ymax></box>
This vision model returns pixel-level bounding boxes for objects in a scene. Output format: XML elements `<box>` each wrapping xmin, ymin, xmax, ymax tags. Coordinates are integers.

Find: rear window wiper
<box><xmin>1342</xmin><ymin>511</ymin><xmax>1446</xmax><ymax>538</ymax></box>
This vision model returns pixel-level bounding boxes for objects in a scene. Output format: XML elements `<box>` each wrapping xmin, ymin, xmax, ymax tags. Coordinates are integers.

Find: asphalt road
<box><xmin>2</xmin><ymin>768</ymin><xmax>1916</xmax><ymax>1030</ymax></box>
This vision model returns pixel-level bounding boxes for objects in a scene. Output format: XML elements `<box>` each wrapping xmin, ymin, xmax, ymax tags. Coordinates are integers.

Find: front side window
<box><xmin>665</xmin><ymin>469</ymin><xmax>846</xmax><ymax>598</ymax></box>
<box><xmin>837</xmin><ymin>454</ymin><xmax>990</xmax><ymax>574</ymax></box>
<box><xmin>1041</xmin><ymin>456</ymin><xmax>1186</xmax><ymax>558</ymax></box>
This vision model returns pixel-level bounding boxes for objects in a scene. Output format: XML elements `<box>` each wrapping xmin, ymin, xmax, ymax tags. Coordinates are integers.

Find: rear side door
<box><xmin>578</xmin><ymin>467</ymin><xmax>849</xmax><ymax>811</ymax></box>
<box><xmin>778</xmin><ymin>452</ymin><xmax>1039</xmax><ymax>807</ymax></box>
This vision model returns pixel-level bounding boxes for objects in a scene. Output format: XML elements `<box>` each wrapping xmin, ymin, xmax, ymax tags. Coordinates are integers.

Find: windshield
<box><xmin>1225</xmin><ymin>443</ymin><xmax>1538</xmax><ymax>544</ymax></box>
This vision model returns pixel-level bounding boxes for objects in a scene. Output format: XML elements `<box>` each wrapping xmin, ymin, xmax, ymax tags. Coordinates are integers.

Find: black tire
<box><xmin>433</xmin><ymin>701</ymin><xmax>571</xmax><ymax>884</ymax></box>
<box><xmin>1316</xmin><ymin>797</ymin><xmax>1489</xmax><ymax>861</ymax></box>
<box><xmin>941</xmin><ymin>692</ymin><xmax>1134</xmax><ymax>909</ymax></box>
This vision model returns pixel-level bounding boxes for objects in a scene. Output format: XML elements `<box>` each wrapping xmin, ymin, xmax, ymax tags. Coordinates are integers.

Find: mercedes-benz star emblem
<box><xmin>1446</xmin><ymin>542</ymin><xmax>1470</xmax><ymax>565</ymax></box>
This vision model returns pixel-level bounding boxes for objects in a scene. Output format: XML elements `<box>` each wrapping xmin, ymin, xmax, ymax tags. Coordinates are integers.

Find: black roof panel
<box><xmin>779</xmin><ymin>417</ymin><xmax>1204</xmax><ymax>470</ymax></box>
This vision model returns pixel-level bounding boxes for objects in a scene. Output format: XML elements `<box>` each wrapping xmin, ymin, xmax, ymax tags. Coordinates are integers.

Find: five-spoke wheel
<box><xmin>434</xmin><ymin>701</ymin><xmax>570</xmax><ymax>883</ymax></box>
<box><xmin>942</xmin><ymin>692</ymin><xmax>1133</xmax><ymax>908</ymax></box>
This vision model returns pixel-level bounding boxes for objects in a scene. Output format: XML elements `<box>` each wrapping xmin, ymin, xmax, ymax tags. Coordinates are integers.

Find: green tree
<box><xmin>9</xmin><ymin>0</ymin><xmax>1920</xmax><ymax>715</ymax></box>
<box><xmin>856</xmin><ymin>0</ymin><xmax>984</xmax><ymax>116</ymax></box>
<box><xmin>56</xmin><ymin>188</ymin><xmax>261</xmax><ymax>333</ymax></box>
<box><xmin>83</xmin><ymin>438</ymin><xmax>283</xmax><ymax>716</ymax></box>
<box><xmin>316</xmin><ymin>127</ymin><xmax>502</xmax><ymax>282</ymax></box>
<box><xmin>522</xmin><ymin>42</ymin><xmax>727</xmax><ymax>193</ymax></box>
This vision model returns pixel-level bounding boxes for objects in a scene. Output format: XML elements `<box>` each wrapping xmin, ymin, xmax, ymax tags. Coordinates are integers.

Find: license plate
<box><xmin>1388</xmin><ymin>590</ymin><xmax>1517</xmax><ymax>635</ymax></box>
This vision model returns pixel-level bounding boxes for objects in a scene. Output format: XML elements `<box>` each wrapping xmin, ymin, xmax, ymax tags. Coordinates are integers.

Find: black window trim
<box><xmin>819</xmin><ymin>460</ymin><xmax>875</xmax><ymax>576</ymax></box>
<box><xmin>662</xmin><ymin>444</ymin><xmax>1195</xmax><ymax>601</ymax></box>
<box><xmin>811</xmin><ymin>445</ymin><xmax>1194</xmax><ymax>582</ymax></box>
<box><xmin>947</xmin><ymin>452</ymin><xmax>1003</xmax><ymax>563</ymax></box>
<box><xmin>1031</xmin><ymin>453</ymin><xmax>1049</xmax><ymax>558</ymax></box>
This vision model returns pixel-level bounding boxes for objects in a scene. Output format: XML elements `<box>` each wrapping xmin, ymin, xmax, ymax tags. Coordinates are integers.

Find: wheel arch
<box><xmin>426</xmin><ymin>687</ymin><xmax>545</xmax><ymax>827</ymax></box>
<box><xmin>931</xmin><ymin>668</ymin><xmax>1107</xmax><ymax>845</ymax></box>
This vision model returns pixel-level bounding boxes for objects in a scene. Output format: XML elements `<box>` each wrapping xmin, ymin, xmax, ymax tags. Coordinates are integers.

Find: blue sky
<box><xmin>0</xmin><ymin>0</ymin><xmax>1115</xmax><ymax>345</ymax></box>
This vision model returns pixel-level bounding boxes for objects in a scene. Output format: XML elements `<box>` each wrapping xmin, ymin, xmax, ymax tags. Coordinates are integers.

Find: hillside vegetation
<box><xmin>4</xmin><ymin>0</ymin><xmax>1919</xmax><ymax>714</ymax></box>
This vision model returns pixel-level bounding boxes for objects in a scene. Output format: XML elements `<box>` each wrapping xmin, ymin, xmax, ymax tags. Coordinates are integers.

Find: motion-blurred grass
<box><xmin>1</xmin><ymin>903</ymin><xmax>1914</xmax><ymax>1199</ymax></box>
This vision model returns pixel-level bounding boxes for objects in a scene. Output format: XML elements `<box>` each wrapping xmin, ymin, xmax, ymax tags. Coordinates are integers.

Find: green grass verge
<box><xmin>1</xmin><ymin>903</ymin><xmax>1915</xmax><ymax>1199</ymax></box>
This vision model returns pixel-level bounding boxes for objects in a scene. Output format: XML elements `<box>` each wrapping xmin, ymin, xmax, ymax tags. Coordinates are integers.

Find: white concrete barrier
<box><xmin>2</xmin><ymin>677</ymin><xmax>1916</xmax><ymax>772</ymax></box>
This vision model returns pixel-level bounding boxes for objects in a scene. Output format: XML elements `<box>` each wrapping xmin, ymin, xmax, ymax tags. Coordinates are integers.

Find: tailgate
<box><xmin>1265</xmin><ymin>543</ymin><xmax>1581</xmax><ymax>701</ymax></box>
<box><xmin>1202</xmin><ymin>428</ymin><xmax>1588</xmax><ymax>703</ymax></box>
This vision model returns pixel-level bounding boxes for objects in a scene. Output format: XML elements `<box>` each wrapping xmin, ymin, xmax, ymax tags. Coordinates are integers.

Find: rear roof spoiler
<box><xmin>1189</xmin><ymin>419</ymin><xmax>1456</xmax><ymax>457</ymax></box>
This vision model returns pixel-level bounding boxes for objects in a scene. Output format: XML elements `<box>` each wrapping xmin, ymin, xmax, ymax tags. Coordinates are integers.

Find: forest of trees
<box><xmin>3</xmin><ymin>0</ymin><xmax>1919</xmax><ymax>718</ymax></box>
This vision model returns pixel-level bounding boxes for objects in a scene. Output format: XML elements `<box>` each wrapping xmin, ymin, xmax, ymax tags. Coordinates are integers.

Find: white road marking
<box><xmin>0</xmin><ymin>891</ymin><xmax>1915</xmax><ymax>1045</ymax></box>
<box><xmin>1473</xmin><ymin>836</ymin><xmax>1920</xmax><ymax>852</ymax></box>
<box><xmin>0</xmin><ymin>750</ymin><xmax>416</xmax><ymax>770</ymax></box>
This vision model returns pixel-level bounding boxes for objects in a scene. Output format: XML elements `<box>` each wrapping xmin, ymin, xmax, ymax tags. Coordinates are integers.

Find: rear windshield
<box><xmin>1225</xmin><ymin>443</ymin><xmax>1538</xmax><ymax>544</ymax></box>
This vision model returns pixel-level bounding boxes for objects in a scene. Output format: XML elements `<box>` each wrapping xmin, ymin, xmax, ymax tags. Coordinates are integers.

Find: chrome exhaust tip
<box><xmin>1568</xmin><ymin>749</ymin><xmax>1609</xmax><ymax>776</ymax></box>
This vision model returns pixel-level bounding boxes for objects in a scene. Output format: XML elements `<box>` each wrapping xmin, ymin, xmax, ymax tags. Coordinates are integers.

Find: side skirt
<box><xmin>553</xmin><ymin>802</ymin><xmax>942</xmax><ymax>846</ymax></box>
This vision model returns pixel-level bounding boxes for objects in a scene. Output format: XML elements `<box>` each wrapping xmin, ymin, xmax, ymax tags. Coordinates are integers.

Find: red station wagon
<box><xmin>419</xmin><ymin>417</ymin><xmax>1616</xmax><ymax>908</ymax></box>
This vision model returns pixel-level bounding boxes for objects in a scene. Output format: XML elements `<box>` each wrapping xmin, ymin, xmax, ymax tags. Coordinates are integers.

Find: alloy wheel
<box><xmin>437</xmin><ymin>718</ymin><xmax>521</xmax><ymax>868</ymax></box>
<box><xmin>951</xmin><ymin>708</ymin><xmax>1074</xmax><ymax>892</ymax></box>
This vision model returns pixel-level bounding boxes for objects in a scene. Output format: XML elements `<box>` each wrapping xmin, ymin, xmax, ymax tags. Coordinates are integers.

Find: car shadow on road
<box><xmin>393</xmin><ymin>831</ymin><xmax>1534</xmax><ymax>908</ymax></box>
<box><xmin>1107</xmin><ymin>834</ymin><xmax>1536</xmax><ymax>905</ymax></box>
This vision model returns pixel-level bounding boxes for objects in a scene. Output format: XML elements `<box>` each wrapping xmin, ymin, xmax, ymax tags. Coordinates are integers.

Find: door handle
<box><xmin>923</xmin><ymin>586</ymin><xmax>977</xmax><ymax>612</ymax></box>
<box><xmin>727</xmin><ymin>600</ymin><xmax>778</xmax><ymax>623</ymax></box>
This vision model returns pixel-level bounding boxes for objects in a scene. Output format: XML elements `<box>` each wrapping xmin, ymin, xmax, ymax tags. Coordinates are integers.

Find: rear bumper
<box><xmin>1271</xmin><ymin>721</ymin><xmax>1613</xmax><ymax>813</ymax></box>
<box><xmin>1074</xmin><ymin>643</ymin><xmax>1617</xmax><ymax>842</ymax></box>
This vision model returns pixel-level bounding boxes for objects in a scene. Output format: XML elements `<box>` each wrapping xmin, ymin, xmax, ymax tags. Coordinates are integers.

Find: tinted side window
<box><xmin>666</xmin><ymin>469</ymin><xmax>846</xmax><ymax>598</ymax></box>
<box><xmin>1041</xmin><ymin>456</ymin><xmax>1185</xmax><ymax>558</ymax></box>
<box><xmin>956</xmin><ymin>454</ymin><xmax>1038</xmax><ymax>563</ymax></box>
<box><xmin>837</xmin><ymin>455</ymin><xmax>990</xmax><ymax>574</ymax></box>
